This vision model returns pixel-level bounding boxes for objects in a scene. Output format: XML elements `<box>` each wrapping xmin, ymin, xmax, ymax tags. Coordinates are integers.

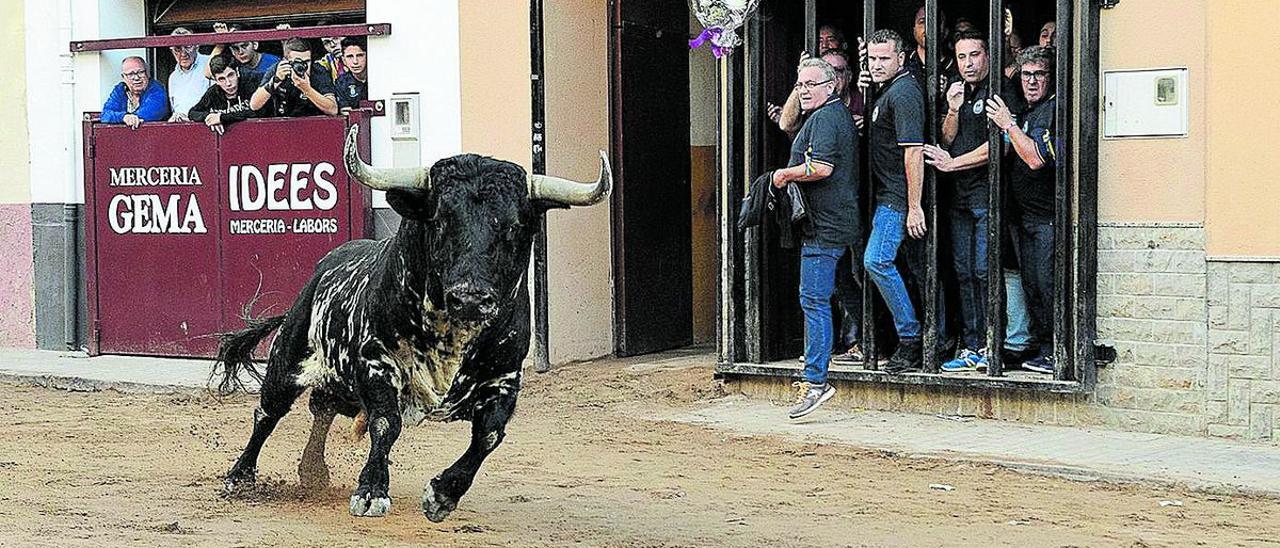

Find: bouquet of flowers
<box><xmin>689</xmin><ymin>0</ymin><xmax>761</xmax><ymax>58</ymax></box>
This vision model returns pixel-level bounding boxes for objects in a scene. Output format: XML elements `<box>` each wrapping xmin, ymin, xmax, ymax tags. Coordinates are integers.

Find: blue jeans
<box><xmin>800</xmin><ymin>245</ymin><xmax>845</xmax><ymax>385</ymax></box>
<box><xmin>1005</xmin><ymin>269</ymin><xmax>1032</xmax><ymax>352</ymax></box>
<box><xmin>863</xmin><ymin>206</ymin><xmax>920</xmax><ymax>339</ymax></box>
<box><xmin>1015</xmin><ymin>220</ymin><xmax>1055</xmax><ymax>357</ymax></box>
<box><xmin>949</xmin><ymin>208</ymin><xmax>989</xmax><ymax>350</ymax></box>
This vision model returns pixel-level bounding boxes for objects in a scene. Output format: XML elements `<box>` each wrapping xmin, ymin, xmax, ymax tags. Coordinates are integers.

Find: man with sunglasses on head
<box><xmin>771</xmin><ymin>57</ymin><xmax>861</xmax><ymax>419</ymax></box>
<box><xmin>251</xmin><ymin>37</ymin><xmax>339</xmax><ymax>117</ymax></box>
<box><xmin>206</xmin><ymin>23</ymin><xmax>281</xmax><ymax>84</ymax></box>
<box><xmin>166</xmin><ymin>27</ymin><xmax>212</xmax><ymax>122</ymax></box>
<box><xmin>102</xmin><ymin>56</ymin><xmax>170</xmax><ymax>129</ymax></box>
<box><xmin>984</xmin><ymin>45</ymin><xmax>1059</xmax><ymax>375</ymax></box>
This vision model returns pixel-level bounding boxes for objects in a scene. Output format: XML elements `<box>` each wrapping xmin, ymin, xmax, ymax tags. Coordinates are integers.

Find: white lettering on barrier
<box><xmin>108</xmin><ymin>166</ymin><xmax>204</xmax><ymax>187</ymax></box>
<box><xmin>108</xmin><ymin>194</ymin><xmax>207</xmax><ymax>234</ymax></box>
<box><xmin>229</xmin><ymin>162</ymin><xmax>340</xmax><ymax>212</ymax></box>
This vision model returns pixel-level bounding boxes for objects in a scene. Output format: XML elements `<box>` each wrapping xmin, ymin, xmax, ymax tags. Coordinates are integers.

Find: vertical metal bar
<box><xmin>717</xmin><ymin>44</ymin><xmax>738</xmax><ymax>370</ymax></box>
<box><xmin>1075</xmin><ymin>0</ymin><xmax>1101</xmax><ymax>388</ymax></box>
<box><xmin>741</xmin><ymin>16</ymin><xmax>762</xmax><ymax>365</ymax></box>
<box><xmin>805</xmin><ymin>0</ymin><xmax>817</xmax><ymax>52</ymax></box>
<box><xmin>860</xmin><ymin>0</ymin><xmax>878</xmax><ymax>370</ymax></box>
<box><xmin>1053</xmin><ymin>0</ymin><xmax>1075</xmax><ymax>381</ymax></box>
<box><xmin>922</xmin><ymin>0</ymin><xmax>940</xmax><ymax>374</ymax></box>
<box><xmin>530</xmin><ymin>0</ymin><xmax>552</xmax><ymax>373</ymax></box>
<box><xmin>984</xmin><ymin>0</ymin><xmax>1006</xmax><ymax>376</ymax></box>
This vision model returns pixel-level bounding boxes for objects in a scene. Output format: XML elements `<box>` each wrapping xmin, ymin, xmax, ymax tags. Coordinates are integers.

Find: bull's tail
<box><xmin>210</xmin><ymin>314</ymin><xmax>286</xmax><ymax>395</ymax></box>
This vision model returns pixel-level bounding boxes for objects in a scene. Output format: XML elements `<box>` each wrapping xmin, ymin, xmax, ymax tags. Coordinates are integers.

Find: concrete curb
<box><xmin>0</xmin><ymin>372</ymin><xmax>210</xmax><ymax>395</ymax></box>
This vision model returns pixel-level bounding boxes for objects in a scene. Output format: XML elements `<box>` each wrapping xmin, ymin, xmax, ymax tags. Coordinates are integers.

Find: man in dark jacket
<box><xmin>771</xmin><ymin>57</ymin><xmax>861</xmax><ymax>420</ymax></box>
<box><xmin>189</xmin><ymin>56</ymin><xmax>259</xmax><ymax>134</ymax></box>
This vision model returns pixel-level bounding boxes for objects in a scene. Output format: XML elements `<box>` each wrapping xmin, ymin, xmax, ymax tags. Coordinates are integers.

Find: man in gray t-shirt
<box><xmin>771</xmin><ymin>58</ymin><xmax>860</xmax><ymax>420</ymax></box>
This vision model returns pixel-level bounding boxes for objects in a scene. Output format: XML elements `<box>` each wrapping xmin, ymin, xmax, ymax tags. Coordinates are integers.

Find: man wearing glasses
<box><xmin>251</xmin><ymin>37</ymin><xmax>339</xmax><ymax>117</ymax></box>
<box><xmin>101</xmin><ymin>56</ymin><xmax>170</xmax><ymax>128</ymax></box>
<box><xmin>205</xmin><ymin>23</ymin><xmax>281</xmax><ymax>84</ymax></box>
<box><xmin>166</xmin><ymin>27</ymin><xmax>213</xmax><ymax>122</ymax></box>
<box><xmin>985</xmin><ymin>45</ymin><xmax>1059</xmax><ymax>375</ymax></box>
<box><xmin>771</xmin><ymin>58</ymin><xmax>861</xmax><ymax>419</ymax></box>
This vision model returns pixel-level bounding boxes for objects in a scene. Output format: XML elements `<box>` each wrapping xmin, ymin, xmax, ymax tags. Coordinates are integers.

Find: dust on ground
<box><xmin>0</xmin><ymin>352</ymin><xmax>1277</xmax><ymax>548</ymax></box>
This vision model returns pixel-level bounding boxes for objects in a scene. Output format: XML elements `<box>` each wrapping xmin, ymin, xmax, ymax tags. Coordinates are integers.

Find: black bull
<box><xmin>212</xmin><ymin>125</ymin><xmax>611</xmax><ymax>521</ymax></box>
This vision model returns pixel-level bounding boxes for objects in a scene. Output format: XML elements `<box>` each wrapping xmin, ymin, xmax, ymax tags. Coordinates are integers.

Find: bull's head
<box><xmin>342</xmin><ymin>125</ymin><xmax>611</xmax><ymax>323</ymax></box>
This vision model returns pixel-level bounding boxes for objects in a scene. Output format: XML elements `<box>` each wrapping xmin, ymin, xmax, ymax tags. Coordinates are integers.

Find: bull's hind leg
<box><xmin>422</xmin><ymin>390</ymin><xmax>518</xmax><ymax>522</ymax></box>
<box><xmin>224</xmin><ymin>348</ymin><xmax>308</xmax><ymax>491</ymax></box>
<box><xmin>298</xmin><ymin>389</ymin><xmax>360</xmax><ymax>490</ymax></box>
<box><xmin>349</xmin><ymin>381</ymin><xmax>401</xmax><ymax>517</ymax></box>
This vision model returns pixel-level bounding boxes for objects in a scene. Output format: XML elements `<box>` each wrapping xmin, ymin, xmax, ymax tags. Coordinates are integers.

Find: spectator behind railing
<box><xmin>335</xmin><ymin>36</ymin><xmax>368</xmax><ymax>112</ymax></box>
<box><xmin>102</xmin><ymin>56</ymin><xmax>170</xmax><ymax>128</ymax></box>
<box><xmin>205</xmin><ymin>22</ymin><xmax>281</xmax><ymax>84</ymax></box>
<box><xmin>250</xmin><ymin>37</ymin><xmax>339</xmax><ymax>117</ymax></box>
<box><xmin>189</xmin><ymin>56</ymin><xmax>260</xmax><ymax>135</ymax></box>
<box><xmin>167</xmin><ymin>27</ymin><xmax>213</xmax><ymax>122</ymax></box>
<box><xmin>318</xmin><ymin>36</ymin><xmax>348</xmax><ymax>81</ymax></box>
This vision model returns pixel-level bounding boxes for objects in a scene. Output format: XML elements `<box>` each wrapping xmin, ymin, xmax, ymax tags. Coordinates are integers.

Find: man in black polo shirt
<box><xmin>923</xmin><ymin>30</ymin><xmax>1023</xmax><ymax>373</ymax></box>
<box><xmin>250</xmin><ymin>37</ymin><xmax>339</xmax><ymax>117</ymax></box>
<box><xmin>863</xmin><ymin>29</ymin><xmax>927</xmax><ymax>374</ymax></box>
<box><xmin>771</xmin><ymin>58</ymin><xmax>860</xmax><ymax>419</ymax></box>
<box><xmin>986</xmin><ymin>45</ymin><xmax>1058</xmax><ymax>375</ymax></box>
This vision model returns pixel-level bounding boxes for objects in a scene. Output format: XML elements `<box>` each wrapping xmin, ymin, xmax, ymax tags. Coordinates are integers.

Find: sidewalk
<box><xmin>664</xmin><ymin>396</ymin><xmax>1280</xmax><ymax>498</ymax></box>
<box><xmin>4</xmin><ymin>348</ymin><xmax>1280</xmax><ymax>498</ymax></box>
<box><xmin>0</xmin><ymin>348</ymin><xmax>254</xmax><ymax>393</ymax></box>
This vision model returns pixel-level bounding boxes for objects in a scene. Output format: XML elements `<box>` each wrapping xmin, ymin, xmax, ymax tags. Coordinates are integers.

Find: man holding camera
<box><xmin>250</xmin><ymin>38</ymin><xmax>339</xmax><ymax>117</ymax></box>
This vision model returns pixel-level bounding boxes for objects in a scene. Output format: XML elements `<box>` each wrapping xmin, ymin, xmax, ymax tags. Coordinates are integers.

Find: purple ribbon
<box><xmin>689</xmin><ymin>26</ymin><xmax>727</xmax><ymax>58</ymax></box>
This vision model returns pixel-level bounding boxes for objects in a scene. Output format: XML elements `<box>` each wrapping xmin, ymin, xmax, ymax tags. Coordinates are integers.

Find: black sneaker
<box><xmin>788</xmin><ymin>381</ymin><xmax>836</xmax><ymax>419</ymax></box>
<box><xmin>1001</xmin><ymin>347</ymin><xmax>1038</xmax><ymax>369</ymax></box>
<box><xmin>883</xmin><ymin>338</ymin><xmax>923</xmax><ymax>374</ymax></box>
<box><xmin>1022</xmin><ymin>355</ymin><xmax>1056</xmax><ymax>374</ymax></box>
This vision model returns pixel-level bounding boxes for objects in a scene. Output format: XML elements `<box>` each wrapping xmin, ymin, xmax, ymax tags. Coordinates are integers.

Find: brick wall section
<box><xmin>1205</xmin><ymin>261</ymin><xmax>1280</xmax><ymax>440</ymax></box>
<box><xmin>1095</xmin><ymin>225</ymin><xmax>1209</xmax><ymax>436</ymax></box>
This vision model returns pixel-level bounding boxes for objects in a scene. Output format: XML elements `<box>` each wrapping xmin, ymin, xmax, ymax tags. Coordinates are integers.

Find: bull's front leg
<box><xmin>422</xmin><ymin>389</ymin><xmax>517</xmax><ymax>522</ymax></box>
<box><xmin>349</xmin><ymin>381</ymin><xmax>402</xmax><ymax>517</ymax></box>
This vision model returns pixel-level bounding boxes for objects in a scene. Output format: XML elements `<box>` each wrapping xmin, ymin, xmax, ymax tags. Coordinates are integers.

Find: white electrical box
<box><xmin>389</xmin><ymin>93</ymin><xmax>420</xmax><ymax>141</ymax></box>
<box><xmin>1103</xmin><ymin>68</ymin><xmax>1189</xmax><ymax>138</ymax></box>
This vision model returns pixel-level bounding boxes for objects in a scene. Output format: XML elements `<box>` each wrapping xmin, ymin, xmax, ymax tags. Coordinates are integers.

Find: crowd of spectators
<box><xmin>765</xmin><ymin>6</ymin><xmax>1062</xmax><ymax>418</ymax></box>
<box><xmin>100</xmin><ymin>23</ymin><xmax>370</xmax><ymax>132</ymax></box>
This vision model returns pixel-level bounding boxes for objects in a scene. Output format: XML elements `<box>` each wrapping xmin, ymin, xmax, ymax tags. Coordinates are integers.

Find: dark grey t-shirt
<box><xmin>870</xmin><ymin>71</ymin><xmax>925</xmax><ymax>211</ymax></box>
<box><xmin>788</xmin><ymin>98</ymin><xmax>860</xmax><ymax>248</ymax></box>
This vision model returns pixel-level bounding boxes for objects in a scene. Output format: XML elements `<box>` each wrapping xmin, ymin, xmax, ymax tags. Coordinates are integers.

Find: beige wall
<box><xmin>459</xmin><ymin>0</ymin><xmax>532</xmax><ymax>165</ymax></box>
<box><xmin>1098</xmin><ymin>0</ymin><xmax>1205</xmax><ymax>225</ymax></box>
<box><xmin>1204</xmin><ymin>1</ymin><xmax>1280</xmax><ymax>258</ymax></box>
<box><xmin>543</xmin><ymin>0</ymin><xmax>614</xmax><ymax>362</ymax></box>
<box><xmin>0</xmin><ymin>0</ymin><xmax>29</xmax><ymax>205</ymax></box>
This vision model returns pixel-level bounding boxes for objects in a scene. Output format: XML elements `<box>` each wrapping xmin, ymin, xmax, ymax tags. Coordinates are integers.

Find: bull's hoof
<box><xmin>349</xmin><ymin>489</ymin><xmax>392</xmax><ymax>517</ymax></box>
<box><xmin>222</xmin><ymin>467</ymin><xmax>256</xmax><ymax>495</ymax></box>
<box><xmin>421</xmin><ymin>481</ymin><xmax>457</xmax><ymax>523</ymax></box>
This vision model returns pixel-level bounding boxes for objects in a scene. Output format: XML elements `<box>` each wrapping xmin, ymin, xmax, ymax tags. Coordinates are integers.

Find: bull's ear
<box><xmin>386</xmin><ymin>188</ymin><xmax>435</xmax><ymax>220</ymax></box>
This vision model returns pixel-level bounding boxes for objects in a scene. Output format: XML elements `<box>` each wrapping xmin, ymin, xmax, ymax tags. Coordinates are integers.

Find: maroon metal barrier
<box><xmin>83</xmin><ymin>115</ymin><xmax>371</xmax><ymax>357</ymax></box>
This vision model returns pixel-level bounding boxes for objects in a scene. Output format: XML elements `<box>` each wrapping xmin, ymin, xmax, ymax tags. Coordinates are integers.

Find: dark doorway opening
<box><xmin>609</xmin><ymin>0</ymin><xmax>695</xmax><ymax>356</ymax></box>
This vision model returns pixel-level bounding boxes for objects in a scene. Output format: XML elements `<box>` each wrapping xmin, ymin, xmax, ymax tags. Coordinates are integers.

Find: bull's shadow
<box><xmin>212</xmin><ymin>124</ymin><xmax>611</xmax><ymax>522</ymax></box>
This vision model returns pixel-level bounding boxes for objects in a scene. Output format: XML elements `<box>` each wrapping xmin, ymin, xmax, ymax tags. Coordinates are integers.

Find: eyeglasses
<box><xmin>122</xmin><ymin>70</ymin><xmax>147</xmax><ymax>80</ymax></box>
<box><xmin>794</xmin><ymin>79</ymin><xmax>833</xmax><ymax>91</ymax></box>
<box><xmin>169</xmin><ymin>45</ymin><xmax>196</xmax><ymax>53</ymax></box>
<box><xmin>1020</xmin><ymin>70</ymin><xmax>1050</xmax><ymax>82</ymax></box>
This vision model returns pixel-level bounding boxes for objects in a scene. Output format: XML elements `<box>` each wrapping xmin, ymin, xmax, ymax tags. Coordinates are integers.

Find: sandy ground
<box><xmin>1</xmin><ymin>354</ymin><xmax>1278</xmax><ymax>548</ymax></box>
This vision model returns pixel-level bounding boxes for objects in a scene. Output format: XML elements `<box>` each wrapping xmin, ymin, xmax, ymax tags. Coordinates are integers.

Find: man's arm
<box><xmin>304</xmin><ymin>88</ymin><xmax>339</xmax><ymax>116</ymax></box>
<box><xmin>100</xmin><ymin>85</ymin><xmax>127</xmax><ymax>123</ymax></box>
<box><xmin>250</xmin><ymin>80</ymin><xmax>274</xmax><ymax>111</ymax></box>
<box><xmin>904</xmin><ymin>145</ymin><xmax>926</xmax><ymax>239</ymax></box>
<box><xmin>771</xmin><ymin>161</ymin><xmax>833</xmax><ymax>187</ymax></box>
<box><xmin>940</xmin><ymin>81</ymin><xmax>964</xmax><ymax>146</ymax></box>
<box><xmin>778</xmin><ymin>87</ymin><xmax>803</xmax><ymax>134</ymax></box>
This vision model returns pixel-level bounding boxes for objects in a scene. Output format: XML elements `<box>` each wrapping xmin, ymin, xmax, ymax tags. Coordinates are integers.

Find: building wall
<box><xmin>689</xmin><ymin>11</ymin><xmax>718</xmax><ymax>344</ymax></box>
<box><xmin>0</xmin><ymin>0</ymin><xmax>35</xmax><ymax>347</ymax></box>
<box><xmin>539</xmin><ymin>0</ymin><xmax>614</xmax><ymax>363</ymax></box>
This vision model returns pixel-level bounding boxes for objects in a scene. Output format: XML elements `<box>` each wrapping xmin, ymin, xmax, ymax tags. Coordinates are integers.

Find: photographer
<box><xmin>250</xmin><ymin>38</ymin><xmax>339</xmax><ymax>117</ymax></box>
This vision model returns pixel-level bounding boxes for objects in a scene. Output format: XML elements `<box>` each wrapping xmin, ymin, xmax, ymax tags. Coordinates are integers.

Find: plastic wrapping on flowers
<box><xmin>689</xmin><ymin>0</ymin><xmax>761</xmax><ymax>58</ymax></box>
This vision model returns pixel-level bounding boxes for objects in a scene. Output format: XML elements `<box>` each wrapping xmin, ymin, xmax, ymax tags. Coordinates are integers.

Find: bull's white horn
<box><xmin>527</xmin><ymin>150</ymin><xmax>612</xmax><ymax>206</ymax></box>
<box><xmin>343</xmin><ymin>124</ymin><xmax>430</xmax><ymax>191</ymax></box>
